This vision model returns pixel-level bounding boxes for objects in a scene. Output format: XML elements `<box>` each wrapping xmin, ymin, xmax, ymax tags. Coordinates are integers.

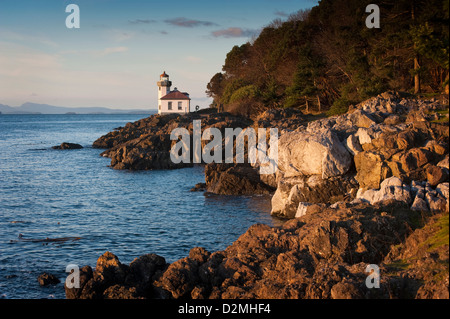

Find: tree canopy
<box><xmin>206</xmin><ymin>0</ymin><xmax>449</xmax><ymax>117</ymax></box>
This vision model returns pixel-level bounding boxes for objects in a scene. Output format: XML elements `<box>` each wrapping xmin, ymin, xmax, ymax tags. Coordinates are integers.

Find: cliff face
<box><xmin>81</xmin><ymin>92</ymin><xmax>449</xmax><ymax>299</ymax></box>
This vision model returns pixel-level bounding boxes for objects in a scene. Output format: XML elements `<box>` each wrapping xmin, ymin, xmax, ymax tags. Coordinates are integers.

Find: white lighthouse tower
<box><xmin>157</xmin><ymin>71</ymin><xmax>191</xmax><ymax>115</ymax></box>
<box><xmin>157</xmin><ymin>71</ymin><xmax>172</xmax><ymax>101</ymax></box>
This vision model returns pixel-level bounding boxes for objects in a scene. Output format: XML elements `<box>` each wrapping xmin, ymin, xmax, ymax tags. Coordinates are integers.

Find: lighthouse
<box><xmin>157</xmin><ymin>71</ymin><xmax>191</xmax><ymax>115</ymax></box>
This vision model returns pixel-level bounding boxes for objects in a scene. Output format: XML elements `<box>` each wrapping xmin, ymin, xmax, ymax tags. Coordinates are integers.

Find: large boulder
<box><xmin>93</xmin><ymin>251</ymin><xmax>129</xmax><ymax>286</ymax></box>
<box><xmin>354</xmin><ymin>151</ymin><xmax>391</xmax><ymax>190</ymax></box>
<box><xmin>277</xmin><ymin>129</ymin><xmax>352</xmax><ymax>180</ymax></box>
<box><xmin>64</xmin><ymin>265</ymin><xmax>94</xmax><ymax>299</ymax></box>
<box><xmin>102</xmin><ymin>131</ymin><xmax>189</xmax><ymax>170</ymax></box>
<box><xmin>436</xmin><ymin>183</ymin><xmax>449</xmax><ymax>212</ymax></box>
<box><xmin>426</xmin><ymin>165</ymin><xmax>449</xmax><ymax>187</ymax></box>
<box><xmin>125</xmin><ymin>253</ymin><xmax>167</xmax><ymax>295</ymax></box>
<box><xmin>347</xmin><ymin>109</ymin><xmax>378</xmax><ymax>128</ymax></box>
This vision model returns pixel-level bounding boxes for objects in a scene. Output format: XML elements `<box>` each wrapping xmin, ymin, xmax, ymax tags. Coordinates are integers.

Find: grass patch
<box><xmin>386</xmin><ymin>259</ymin><xmax>410</xmax><ymax>271</ymax></box>
<box><xmin>423</xmin><ymin>213</ymin><xmax>449</xmax><ymax>251</ymax></box>
<box><xmin>436</xmin><ymin>109</ymin><xmax>449</xmax><ymax>115</ymax></box>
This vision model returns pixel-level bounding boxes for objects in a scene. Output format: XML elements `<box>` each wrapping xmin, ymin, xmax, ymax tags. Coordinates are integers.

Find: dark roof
<box><xmin>160</xmin><ymin>71</ymin><xmax>169</xmax><ymax>77</ymax></box>
<box><xmin>160</xmin><ymin>90</ymin><xmax>191</xmax><ymax>100</ymax></box>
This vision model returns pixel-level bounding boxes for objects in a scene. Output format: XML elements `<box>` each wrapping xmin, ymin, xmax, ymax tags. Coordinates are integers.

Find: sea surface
<box><xmin>0</xmin><ymin>113</ymin><xmax>281</xmax><ymax>299</ymax></box>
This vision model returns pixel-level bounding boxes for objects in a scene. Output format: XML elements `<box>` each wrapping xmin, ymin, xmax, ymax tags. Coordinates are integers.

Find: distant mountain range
<box><xmin>0</xmin><ymin>102</ymin><xmax>156</xmax><ymax>114</ymax></box>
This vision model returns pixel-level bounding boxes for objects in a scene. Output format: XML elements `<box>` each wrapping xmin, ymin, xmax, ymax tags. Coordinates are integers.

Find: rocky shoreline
<box><xmin>65</xmin><ymin>202</ymin><xmax>448</xmax><ymax>299</ymax></box>
<box><xmin>73</xmin><ymin>92</ymin><xmax>449</xmax><ymax>299</ymax></box>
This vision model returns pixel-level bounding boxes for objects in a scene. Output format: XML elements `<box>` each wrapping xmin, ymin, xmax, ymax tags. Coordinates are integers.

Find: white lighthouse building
<box><xmin>157</xmin><ymin>71</ymin><xmax>191</xmax><ymax>115</ymax></box>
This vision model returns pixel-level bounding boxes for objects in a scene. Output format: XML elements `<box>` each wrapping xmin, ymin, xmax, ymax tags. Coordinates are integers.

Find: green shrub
<box><xmin>326</xmin><ymin>97</ymin><xmax>350</xmax><ymax>116</ymax></box>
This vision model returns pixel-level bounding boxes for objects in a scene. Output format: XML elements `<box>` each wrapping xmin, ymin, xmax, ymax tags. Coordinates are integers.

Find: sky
<box><xmin>0</xmin><ymin>0</ymin><xmax>316</xmax><ymax>110</ymax></box>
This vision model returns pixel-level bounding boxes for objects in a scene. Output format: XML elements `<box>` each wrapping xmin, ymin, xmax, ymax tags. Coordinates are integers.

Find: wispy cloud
<box><xmin>128</xmin><ymin>19</ymin><xmax>157</xmax><ymax>25</ymax></box>
<box><xmin>0</xmin><ymin>30</ymin><xmax>59</xmax><ymax>48</ymax></box>
<box><xmin>164</xmin><ymin>17</ymin><xmax>218</xmax><ymax>28</ymax></box>
<box><xmin>92</xmin><ymin>46</ymin><xmax>129</xmax><ymax>57</ymax></box>
<box><xmin>211</xmin><ymin>27</ymin><xmax>259</xmax><ymax>38</ymax></box>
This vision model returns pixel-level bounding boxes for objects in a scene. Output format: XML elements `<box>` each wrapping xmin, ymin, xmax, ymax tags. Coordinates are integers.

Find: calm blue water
<box><xmin>0</xmin><ymin>114</ymin><xmax>279</xmax><ymax>299</ymax></box>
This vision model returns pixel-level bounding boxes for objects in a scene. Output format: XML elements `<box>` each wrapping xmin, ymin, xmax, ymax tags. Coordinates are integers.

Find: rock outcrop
<box><xmin>94</xmin><ymin>112</ymin><xmax>252</xmax><ymax>170</ymax></box>
<box><xmin>205</xmin><ymin>163</ymin><xmax>275</xmax><ymax>195</ymax></box>
<box><xmin>267</xmin><ymin>92</ymin><xmax>449</xmax><ymax>218</ymax></box>
<box><xmin>64</xmin><ymin>252</ymin><xmax>167</xmax><ymax>299</ymax></box>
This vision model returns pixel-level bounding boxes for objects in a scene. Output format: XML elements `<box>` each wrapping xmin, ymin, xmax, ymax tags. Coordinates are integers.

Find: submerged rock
<box><xmin>190</xmin><ymin>182</ymin><xmax>207</xmax><ymax>192</ymax></box>
<box><xmin>52</xmin><ymin>142</ymin><xmax>83</xmax><ymax>150</ymax></box>
<box><xmin>38</xmin><ymin>273</ymin><xmax>60</xmax><ymax>286</ymax></box>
